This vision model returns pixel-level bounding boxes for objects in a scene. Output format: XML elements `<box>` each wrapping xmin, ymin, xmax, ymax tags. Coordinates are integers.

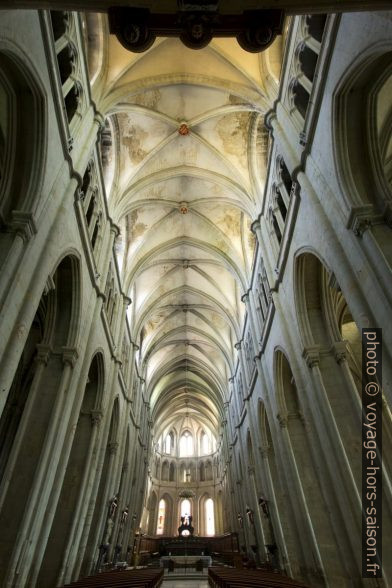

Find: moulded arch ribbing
<box><xmin>146</xmin><ymin>356</ymin><xmax>226</xmax><ymax>407</ymax></box>
<box><xmin>126</xmin><ymin>236</ymin><xmax>248</xmax><ymax>305</ymax></box>
<box><xmin>85</xmin><ymin>350</ymin><xmax>106</xmax><ymax>412</ymax></box>
<box><xmin>332</xmin><ymin>42</ymin><xmax>392</xmax><ymax>213</ymax></box>
<box><xmin>142</xmin><ymin>325</ymin><xmax>234</xmax><ymax>372</ymax></box>
<box><xmin>46</xmin><ymin>252</ymin><xmax>82</xmax><ymax>350</ymax></box>
<box><xmin>151</xmin><ymin>381</ymin><xmax>223</xmax><ymax>426</ymax></box>
<box><xmin>141</xmin><ymin>304</ymin><xmax>235</xmax><ymax>354</ymax></box>
<box><xmin>293</xmin><ymin>247</ymin><xmax>334</xmax><ymax>349</ymax></box>
<box><xmin>133</xmin><ymin>283</ymin><xmax>242</xmax><ymax>341</ymax></box>
<box><xmin>116</xmin><ymin>165</ymin><xmax>254</xmax><ymax>218</ymax></box>
<box><xmin>152</xmin><ymin>384</ymin><xmax>222</xmax><ymax>423</ymax></box>
<box><xmin>132</xmin><ymin>251</ymin><xmax>241</xmax><ymax>320</ymax></box>
<box><xmin>0</xmin><ymin>39</ymin><xmax>47</xmax><ymax>220</ymax></box>
<box><xmin>148</xmin><ymin>358</ymin><xmax>225</xmax><ymax>413</ymax></box>
<box><xmin>101</xmin><ymin>73</ymin><xmax>268</xmax><ymax>117</ymax></box>
<box><xmin>145</xmin><ymin>345</ymin><xmax>230</xmax><ymax>396</ymax></box>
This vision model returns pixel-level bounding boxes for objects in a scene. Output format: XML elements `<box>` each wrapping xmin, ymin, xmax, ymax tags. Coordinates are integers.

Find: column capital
<box><xmin>43</xmin><ymin>275</ymin><xmax>56</xmax><ymax>295</ymax></box>
<box><xmin>62</xmin><ymin>346</ymin><xmax>79</xmax><ymax>367</ymax></box>
<box><xmin>302</xmin><ymin>346</ymin><xmax>320</xmax><ymax>368</ymax></box>
<box><xmin>94</xmin><ymin>110</ymin><xmax>106</xmax><ymax>131</ymax></box>
<box><xmin>346</xmin><ymin>204</ymin><xmax>377</xmax><ymax>237</ymax></box>
<box><xmin>264</xmin><ymin>108</ymin><xmax>276</xmax><ymax>132</ymax></box>
<box><xmin>109</xmin><ymin>219</ymin><xmax>121</xmax><ymax>237</ymax></box>
<box><xmin>260</xmin><ymin>445</ymin><xmax>269</xmax><ymax>458</ymax></box>
<box><xmin>277</xmin><ymin>412</ymin><xmax>288</xmax><ymax>428</ymax></box>
<box><xmin>10</xmin><ymin>210</ymin><xmax>37</xmax><ymax>243</ymax></box>
<box><xmin>250</xmin><ymin>217</ymin><xmax>261</xmax><ymax>234</ymax></box>
<box><xmin>241</xmin><ymin>290</ymin><xmax>250</xmax><ymax>303</ymax></box>
<box><xmin>97</xmin><ymin>289</ymin><xmax>106</xmax><ymax>302</ymax></box>
<box><xmin>91</xmin><ymin>409</ymin><xmax>103</xmax><ymax>426</ymax></box>
<box><xmin>122</xmin><ymin>294</ymin><xmax>132</xmax><ymax>306</ymax></box>
<box><xmin>35</xmin><ymin>343</ymin><xmax>52</xmax><ymax>365</ymax></box>
<box><xmin>108</xmin><ymin>441</ymin><xmax>119</xmax><ymax>455</ymax></box>
<box><xmin>332</xmin><ymin>341</ymin><xmax>347</xmax><ymax>364</ymax></box>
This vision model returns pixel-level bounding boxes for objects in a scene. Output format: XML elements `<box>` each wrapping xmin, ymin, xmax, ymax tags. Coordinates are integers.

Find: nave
<box><xmin>0</xmin><ymin>3</ymin><xmax>391</xmax><ymax>588</ymax></box>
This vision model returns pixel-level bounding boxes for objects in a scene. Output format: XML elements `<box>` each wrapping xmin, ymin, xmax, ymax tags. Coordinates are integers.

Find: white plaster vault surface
<box><xmin>92</xmin><ymin>27</ymin><xmax>283</xmax><ymax>438</ymax></box>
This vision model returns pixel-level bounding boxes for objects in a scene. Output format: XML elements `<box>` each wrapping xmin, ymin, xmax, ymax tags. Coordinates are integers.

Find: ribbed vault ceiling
<box><xmin>89</xmin><ymin>15</ymin><xmax>283</xmax><ymax>441</ymax></box>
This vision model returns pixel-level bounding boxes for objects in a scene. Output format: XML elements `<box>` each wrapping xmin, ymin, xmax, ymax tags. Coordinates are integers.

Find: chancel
<box><xmin>0</xmin><ymin>2</ymin><xmax>391</xmax><ymax>588</ymax></box>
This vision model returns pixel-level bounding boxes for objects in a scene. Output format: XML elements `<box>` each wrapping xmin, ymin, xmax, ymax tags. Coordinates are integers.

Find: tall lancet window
<box><xmin>165</xmin><ymin>433</ymin><xmax>172</xmax><ymax>454</ymax></box>
<box><xmin>205</xmin><ymin>498</ymin><xmax>215</xmax><ymax>535</ymax></box>
<box><xmin>181</xmin><ymin>498</ymin><xmax>191</xmax><ymax>518</ymax></box>
<box><xmin>179</xmin><ymin>431</ymin><xmax>193</xmax><ymax>456</ymax></box>
<box><xmin>201</xmin><ymin>431</ymin><xmax>209</xmax><ymax>454</ymax></box>
<box><xmin>156</xmin><ymin>499</ymin><xmax>166</xmax><ymax>535</ymax></box>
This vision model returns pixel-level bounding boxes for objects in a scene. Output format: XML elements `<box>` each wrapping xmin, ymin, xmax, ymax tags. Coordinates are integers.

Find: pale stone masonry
<box><xmin>0</xmin><ymin>6</ymin><xmax>391</xmax><ymax>588</ymax></box>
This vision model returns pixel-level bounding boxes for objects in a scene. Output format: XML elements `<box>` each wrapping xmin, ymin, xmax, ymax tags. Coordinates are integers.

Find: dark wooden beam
<box><xmin>108</xmin><ymin>7</ymin><xmax>284</xmax><ymax>53</ymax></box>
<box><xmin>0</xmin><ymin>0</ymin><xmax>391</xmax><ymax>13</ymax></box>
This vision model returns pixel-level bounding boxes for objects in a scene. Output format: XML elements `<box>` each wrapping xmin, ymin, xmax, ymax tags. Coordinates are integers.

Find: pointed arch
<box><xmin>0</xmin><ymin>40</ymin><xmax>47</xmax><ymax>222</ymax></box>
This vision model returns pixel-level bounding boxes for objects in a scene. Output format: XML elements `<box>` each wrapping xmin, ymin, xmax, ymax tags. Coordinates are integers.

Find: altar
<box><xmin>160</xmin><ymin>555</ymin><xmax>212</xmax><ymax>570</ymax></box>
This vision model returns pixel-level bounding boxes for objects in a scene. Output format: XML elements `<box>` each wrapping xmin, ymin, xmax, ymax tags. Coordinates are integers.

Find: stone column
<box><xmin>302</xmin><ymin>348</ymin><xmax>362</xmax><ymax>575</ymax></box>
<box><xmin>30</xmin><ymin>279</ymin><xmax>107</xmax><ymax>583</ymax></box>
<box><xmin>0</xmin><ymin>177</ymin><xmax>79</xmax><ymax>417</ymax></box>
<box><xmin>259</xmin><ymin>445</ymin><xmax>292</xmax><ymax>576</ymax></box>
<box><xmin>247</xmin><ymin>466</ymin><xmax>268</xmax><ymax>563</ymax></box>
<box><xmin>121</xmin><ymin>427</ymin><xmax>141</xmax><ymax>560</ymax></box>
<box><xmin>298</xmin><ymin>168</ymin><xmax>392</xmax><ymax>405</ymax></box>
<box><xmin>276</xmin><ymin>413</ymin><xmax>326</xmax><ymax>583</ymax></box>
<box><xmin>251</xmin><ymin>219</ymin><xmax>276</xmax><ymax>289</ymax></box>
<box><xmin>235</xmin><ymin>340</ymin><xmax>250</xmax><ymax>393</ymax></box>
<box><xmin>242</xmin><ymin>291</ymin><xmax>261</xmax><ymax>360</ymax></box>
<box><xmin>234</xmin><ymin>480</ymin><xmax>248</xmax><ymax>552</ymax></box>
<box><xmin>333</xmin><ymin>342</ymin><xmax>362</xmax><ymax>414</ymax></box>
<box><xmin>58</xmin><ymin>410</ymin><xmax>103</xmax><ymax>585</ymax></box>
<box><xmin>0</xmin><ymin>212</ymin><xmax>37</xmax><ymax>313</ymax></box>
<box><xmin>84</xmin><ymin>439</ymin><xmax>120</xmax><ymax>576</ymax></box>
<box><xmin>245</xmin><ymin>400</ymin><xmax>280</xmax><ymax>563</ymax></box>
<box><xmin>6</xmin><ymin>347</ymin><xmax>79</xmax><ymax>588</ymax></box>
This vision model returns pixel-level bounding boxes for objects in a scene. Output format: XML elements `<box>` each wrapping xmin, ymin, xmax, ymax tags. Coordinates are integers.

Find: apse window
<box><xmin>165</xmin><ymin>433</ymin><xmax>172</xmax><ymax>454</ymax></box>
<box><xmin>180</xmin><ymin>498</ymin><xmax>191</xmax><ymax>518</ymax></box>
<box><xmin>205</xmin><ymin>498</ymin><xmax>215</xmax><ymax>535</ymax></box>
<box><xmin>201</xmin><ymin>431</ymin><xmax>209</xmax><ymax>454</ymax></box>
<box><xmin>179</xmin><ymin>431</ymin><xmax>193</xmax><ymax>457</ymax></box>
<box><xmin>156</xmin><ymin>499</ymin><xmax>166</xmax><ymax>535</ymax></box>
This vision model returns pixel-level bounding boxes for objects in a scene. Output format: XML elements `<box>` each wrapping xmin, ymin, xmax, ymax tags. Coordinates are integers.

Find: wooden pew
<box><xmin>62</xmin><ymin>568</ymin><xmax>164</xmax><ymax>588</ymax></box>
<box><xmin>208</xmin><ymin>566</ymin><xmax>308</xmax><ymax>588</ymax></box>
